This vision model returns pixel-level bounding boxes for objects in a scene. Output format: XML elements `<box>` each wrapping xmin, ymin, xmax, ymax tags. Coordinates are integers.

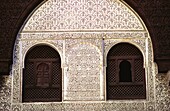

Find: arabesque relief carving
<box><xmin>23</xmin><ymin>0</ymin><xmax>144</xmax><ymax>31</ymax></box>
<box><xmin>3</xmin><ymin>0</ymin><xmax>168</xmax><ymax>111</ymax></box>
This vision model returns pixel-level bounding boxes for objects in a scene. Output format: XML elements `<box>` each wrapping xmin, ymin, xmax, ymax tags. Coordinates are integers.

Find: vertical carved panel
<box><xmin>65</xmin><ymin>43</ymin><xmax>102</xmax><ymax>100</ymax></box>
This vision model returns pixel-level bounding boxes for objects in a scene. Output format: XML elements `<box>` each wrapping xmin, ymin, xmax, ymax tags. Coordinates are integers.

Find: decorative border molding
<box><xmin>20</xmin><ymin>32</ymin><xmax>147</xmax><ymax>39</ymax></box>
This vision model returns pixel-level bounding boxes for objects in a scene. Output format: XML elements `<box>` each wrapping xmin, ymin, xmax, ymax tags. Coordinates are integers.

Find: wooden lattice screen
<box><xmin>23</xmin><ymin>45</ymin><xmax>62</xmax><ymax>102</ymax></box>
<box><xmin>106</xmin><ymin>43</ymin><xmax>146</xmax><ymax>100</ymax></box>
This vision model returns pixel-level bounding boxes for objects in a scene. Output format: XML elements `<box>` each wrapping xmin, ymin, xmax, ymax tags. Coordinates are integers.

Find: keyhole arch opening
<box><xmin>119</xmin><ymin>60</ymin><xmax>132</xmax><ymax>82</ymax></box>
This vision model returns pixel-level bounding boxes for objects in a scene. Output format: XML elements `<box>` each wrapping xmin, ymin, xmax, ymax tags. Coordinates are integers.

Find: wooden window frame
<box><xmin>108</xmin><ymin>56</ymin><xmax>142</xmax><ymax>84</ymax></box>
<box><xmin>107</xmin><ymin>56</ymin><xmax>146</xmax><ymax>100</ymax></box>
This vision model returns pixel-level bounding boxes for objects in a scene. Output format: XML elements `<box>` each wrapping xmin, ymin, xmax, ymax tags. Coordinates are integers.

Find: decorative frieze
<box><xmin>22</xmin><ymin>103</ymin><xmax>62</xmax><ymax>111</ymax></box>
<box><xmin>104</xmin><ymin>102</ymin><xmax>145</xmax><ymax>111</ymax></box>
<box><xmin>20</xmin><ymin>32</ymin><xmax>147</xmax><ymax>40</ymax></box>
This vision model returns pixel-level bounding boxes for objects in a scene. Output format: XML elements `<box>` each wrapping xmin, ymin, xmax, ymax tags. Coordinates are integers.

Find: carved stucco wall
<box><xmin>1</xmin><ymin>74</ymin><xmax>170</xmax><ymax>111</ymax></box>
<box><xmin>0</xmin><ymin>76</ymin><xmax>11</xmax><ymax>111</ymax></box>
<box><xmin>155</xmin><ymin>73</ymin><xmax>170</xmax><ymax>111</ymax></box>
<box><xmin>1</xmin><ymin>74</ymin><xmax>169</xmax><ymax>110</ymax></box>
<box><xmin>0</xmin><ymin>0</ymin><xmax>166</xmax><ymax>111</ymax></box>
<box><xmin>22</xmin><ymin>0</ymin><xmax>144</xmax><ymax>31</ymax></box>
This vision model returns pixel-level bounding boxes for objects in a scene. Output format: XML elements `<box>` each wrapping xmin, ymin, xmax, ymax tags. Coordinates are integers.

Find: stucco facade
<box><xmin>0</xmin><ymin>0</ymin><xmax>170</xmax><ymax>111</ymax></box>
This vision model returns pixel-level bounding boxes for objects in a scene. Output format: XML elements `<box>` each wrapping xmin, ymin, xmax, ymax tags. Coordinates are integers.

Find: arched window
<box><xmin>22</xmin><ymin>45</ymin><xmax>62</xmax><ymax>102</ymax></box>
<box><xmin>106</xmin><ymin>43</ymin><xmax>146</xmax><ymax>100</ymax></box>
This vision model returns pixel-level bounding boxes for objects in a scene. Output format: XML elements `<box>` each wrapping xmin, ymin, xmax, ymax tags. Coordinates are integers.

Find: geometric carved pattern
<box><xmin>155</xmin><ymin>74</ymin><xmax>170</xmax><ymax>111</ymax></box>
<box><xmin>0</xmin><ymin>76</ymin><xmax>11</xmax><ymax>111</ymax></box>
<box><xmin>66</xmin><ymin>43</ymin><xmax>101</xmax><ymax>100</ymax></box>
<box><xmin>23</xmin><ymin>0</ymin><xmax>144</xmax><ymax>31</ymax></box>
<box><xmin>10</xmin><ymin>0</ymin><xmax>157</xmax><ymax>110</ymax></box>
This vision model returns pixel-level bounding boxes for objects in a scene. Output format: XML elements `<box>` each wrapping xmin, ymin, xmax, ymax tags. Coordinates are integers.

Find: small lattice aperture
<box><xmin>107</xmin><ymin>43</ymin><xmax>146</xmax><ymax>100</ymax></box>
<box><xmin>23</xmin><ymin>45</ymin><xmax>62</xmax><ymax>102</ymax></box>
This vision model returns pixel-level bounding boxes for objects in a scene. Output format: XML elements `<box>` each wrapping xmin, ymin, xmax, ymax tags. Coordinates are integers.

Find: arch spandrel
<box><xmin>22</xmin><ymin>0</ymin><xmax>145</xmax><ymax>32</ymax></box>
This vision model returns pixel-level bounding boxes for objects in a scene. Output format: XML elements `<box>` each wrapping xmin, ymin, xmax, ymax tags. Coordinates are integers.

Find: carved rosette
<box><xmin>146</xmin><ymin>102</ymin><xmax>155</xmax><ymax>111</ymax></box>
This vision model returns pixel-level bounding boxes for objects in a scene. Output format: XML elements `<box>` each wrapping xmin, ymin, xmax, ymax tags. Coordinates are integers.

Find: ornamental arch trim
<box><xmin>22</xmin><ymin>42</ymin><xmax>63</xmax><ymax>68</ymax></box>
<box><xmin>106</xmin><ymin>42</ymin><xmax>146</xmax><ymax>100</ymax></box>
<box><xmin>105</xmin><ymin>41</ymin><xmax>147</xmax><ymax>68</ymax></box>
<box><xmin>22</xmin><ymin>44</ymin><xmax>62</xmax><ymax>102</ymax></box>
